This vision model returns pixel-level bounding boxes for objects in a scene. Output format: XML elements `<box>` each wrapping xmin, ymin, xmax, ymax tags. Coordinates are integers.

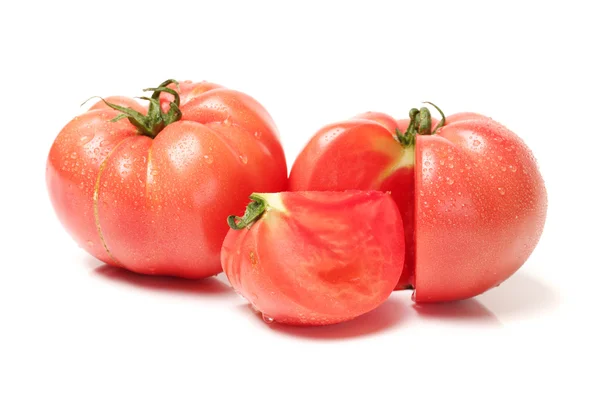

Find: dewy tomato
<box><xmin>47</xmin><ymin>80</ymin><xmax>287</xmax><ymax>278</ymax></box>
<box><xmin>290</xmin><ymin>106</ymin><xmax>547</xmax><ymax>302</ymax></box>
<box><xmin>221</xmin><ymin>191</ymin><xmax>405</xmax><ymax>325</ymax></box>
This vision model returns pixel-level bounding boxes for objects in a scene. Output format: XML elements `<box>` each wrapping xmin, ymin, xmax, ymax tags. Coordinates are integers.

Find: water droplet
<box><xmin>78</xmin><ymin>182</ymin><xmax>84</xmax><ymax>189</ymax></box>
<box><xmin>203</xmin><ymin>154</ymin><xmax>214</xmax><ymax>164</ymax></box>
<box><xmin>448</xmin><ymin>155</ymin><xmax>454</xmax><ymax>160</ymax></box>
<box><xmin>86</xmin><ymin>240</ymin><xmax>94</xmax><ymax>248</ymax></box>
<box><xmin>497</xmin><ymin>155</ymin><xmax>503</xmax><ymax>161</ymax></box>
<box><xmin>70</xmin><ymin>152</ymin><xmax>78</xmax><ymax>159</ymax></box>
<box><xmin>419</xmin><ymin>190</ymin><xmax>425</xmax><ymax>196</ymax></box>
<box><xmin>239</xmin><ymin>154</ymin><xmax>248</xmax><ymax>164</ymax></box>
<box><xmin>150</xmin><ymin>169</ymin><xmax>159</xmax><ymax>176</ymax></box>
<box><xmin>498</xmin><ymin>187</ymin><xmax>506</xmax><ymax>195</ymax></box>
<box><xmin>509</xmin><ymin>165</ymin><xmax>517</xmax><ymax>172</ymax></box>
<box><xmin>254</xmin><ymin>131</ymin><xmax>262</xmax><ymax>138</ymax></box>
<box><xmin>448</xmin><ymin>162</ymin><xmax>454</xmax><ymax>168</ymax></box>
<box><xmin>262</xmin><ymin>313</ymin><xmax>274</xmax><ymax>324</ymax></box>
<box><xmin>446</xmin><ymin>177</ymin><xmax>454</xmax><ymax>185</ymax></box>
<box><xmin>423</xmin><ymin>201</ymin><xmax>429</xmax><ymax>208</ymax></box>
<box><xmin>500</xmin><ymin>166</ymin><xmax>506</xmax><ymax>172</ymax></box>
<box><xmin>223</xmin><ymin>116</ymin><xmax>232</xmax><ymax>126</ymax></box>
<box><xmin>424</xmin><ymin>160</ymin><xmax>431</xmax><ymax>167</ymax></box>
<box><xmin>473</xmin><ymin>139</ymin><xmax>481</xmax><ymax>146</ymax></box>
<box><xmin>100</xmin><ymin>140</ymin><xmax>109</xmax><ymax>147</ymax></box>
<box><xmin>439</xmin><ymin>159</ymin><xmax>445</xmax><ymax>166</ymax></box>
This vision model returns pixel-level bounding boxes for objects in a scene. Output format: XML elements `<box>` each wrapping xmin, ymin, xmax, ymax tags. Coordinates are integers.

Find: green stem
<box><xmin>94</xmin><ymin>79</ymin><xmax>182</xmax><ymax>139</ymax></box>
<box><xmin>227</xmin><ymin>194</ymin><xmax>268</xmax><ymax>230</ymax></box>
<box><xmin>395</xmin><ymin>102</ymin><xmax>446</xmax><ymax>145</ymax></box>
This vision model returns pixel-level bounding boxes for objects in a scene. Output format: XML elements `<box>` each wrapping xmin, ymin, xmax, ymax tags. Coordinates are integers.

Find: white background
<box><xmin>1</xmin><ymin>1</ymin><xmax>598</xmax><ymax>402</ymax></box>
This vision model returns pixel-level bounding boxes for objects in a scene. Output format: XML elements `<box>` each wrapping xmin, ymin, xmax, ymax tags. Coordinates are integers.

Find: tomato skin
<box><xmin>289</xmin><ymin>113</ymin><xmax>415</xmax><ymax>289</ymax></box>
<box><xmin>47</xmin><ymin>81</ymin><xmax>287</xmax><ymax>278</ymax></box>
<box><xmin>221</xmin><ymin>191</ymin><xmax>405</xmax><ymax>326</ymax></box>
<box><xmin>414</xmin><ymin>115</ymin><xmax>547</xmax><ymax>302</ymax></box>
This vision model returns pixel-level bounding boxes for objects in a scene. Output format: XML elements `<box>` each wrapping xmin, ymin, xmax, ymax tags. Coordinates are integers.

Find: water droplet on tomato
<box><xmin>497</xmin><ymin>155</ymin><xmax>503</xmax><ymax>161</ymax></box>
<box><xmin>203</xmin><ymin>155</ymin><xmax>214</xmax><ymax>164</ymax></box>
<box><xmin>424</xmin><ymin>160</ymin><xmax>431</xmax><ymax>167</ymax></box>
<box><xmin>473</xmin><ymin>139</ymin><xmax>481</xmax><ymax>146</ymax></box>
<box><xmin>79</xmin><ymin>182</ymin><xmax>84</xmax><ymax>189</ymax></box>
<box><xmin>500</xmin><ymin>166</ymin><xmax>506</xmax><ymax>172</ymax></box>
<box><xmin>86</xmin><ymin>240</ymin><xmax>94</xmax><ymax>248</ymax></box>
<box><xmin>509</xmin><ymin>165</ymin><xmax>517</xmax><ymax>172</ymax></box>
<box><xmin>446</xmin><ymin>177</ymin><xmax>454</xmax><ymax>185</ymax></box>
<box><xmin>498</xmin><ymin>187</ymin><xmax>506</xmax><ymax>195</ymax></box>
<box><xmin>239</xmin><ymin>154</ymin><xmax>248</xmax><ymax>164</ymax></box>
<box><xmin>254</xmin><ymin>131</ymin><xmax>262</xmax><ymax>138</ymax></box>
<box><xmin>439</xmin><ymin>159</ymin><xmax>445</xmax><ymax>166</ymax></box>
<box><xmin>223</xmin><ymin>116</ymin><xmax>232</xmax><ymax>126</ymax></box>
<box><xmin>70</xmin><ymin>152</ymin><xmax>77</xmax><ymax>159</ymax></box>
<box><xmin>262</xmin><ymin>313</ymin><xmax>274</xmax><ymax>324</ymax></box>
<box><xmin>100</xmin><ymin>140</ymin><xmax>109</xmax><ymax>147</ymax></box>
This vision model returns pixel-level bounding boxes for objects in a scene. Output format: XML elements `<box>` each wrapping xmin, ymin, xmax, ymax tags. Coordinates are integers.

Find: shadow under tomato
<box><xmin>94</xmin><ymin>265</ymin><xmax>233</xmax><ymax>296</ymax></box>
<box><xmin>476</xmin><ymin>270</ymin><xmax>559</xmax><ymax>319</ymax></box>
<box><xmin>412</xmin><ymin>298</ymin><xmax>501</xmax><ymax>325</ymax></box>
<box><xmin>241</xmin><ymin>296</ymin><xmax>407</xmax><ymax>341</ymax></box>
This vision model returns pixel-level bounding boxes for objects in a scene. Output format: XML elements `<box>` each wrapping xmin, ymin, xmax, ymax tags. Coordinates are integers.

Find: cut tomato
<box><xmin>290</xmin><ymin>105</ymin><xmax>547</xmax><ymax>302</ymax></box>
<box><xmin>221</xmin><ymin>191</ymin><xmax>405</xmax><ymax>325</ymax></box>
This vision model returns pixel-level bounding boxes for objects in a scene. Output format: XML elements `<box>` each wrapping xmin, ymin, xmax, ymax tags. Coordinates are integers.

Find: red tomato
<box><xmin>289</xmin><ymin>106</ymin><xmax>547</xmax><ymax>302</ymax></box>
<box><xmin>47</xmin><ymin>80</ymin><xmax>287</xmax><ymax>278</ymax></box>
<box><xmin>221</xmin><ymin>191</ymin><xmax>405</xmax><ymax>325</ymax></box>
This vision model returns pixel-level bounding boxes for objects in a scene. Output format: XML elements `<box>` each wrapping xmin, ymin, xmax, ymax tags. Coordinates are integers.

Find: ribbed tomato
<box><xmin>47</xmin><ymin>80</ymin><xmax>287</xmax><ymax>278</ymax></box>
<box><xmin>289</xmin><ymin>106</ymin><xmax>547</xmax><ymax>302</ymax></box>
<box><xmin>221</xmin><ymin>191</ymin><xmax>405</xmax><ymax>325</ymax></box>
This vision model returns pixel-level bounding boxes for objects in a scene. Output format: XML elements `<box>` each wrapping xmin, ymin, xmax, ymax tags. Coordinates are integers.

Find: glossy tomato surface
<box><xmin>221</xmin><ymin>191</ymin><xmax>405</xmax><ymax>326</ymax></box>
<box><xmin>415</xmin><ymin>114</ymin><xmax>546</xmax><ymax>301</ymax></box>
<box><xmin>289</xmin><ymin>109</ymin><xmax>547</xmax><ymax>302</ymax></box>
<box><xmin>47</xmin><ymin>80</ymin><xmax>287</xmax><ymax>278</ymax></box>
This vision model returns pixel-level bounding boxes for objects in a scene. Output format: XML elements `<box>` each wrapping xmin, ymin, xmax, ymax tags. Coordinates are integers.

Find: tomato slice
<box><xmin>221</xmin><ymin>190</ymin><xmax>405</xmax><ymax>326</ymax></box>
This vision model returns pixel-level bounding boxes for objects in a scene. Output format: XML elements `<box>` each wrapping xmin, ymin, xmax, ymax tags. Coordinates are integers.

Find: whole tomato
<box><xmin>289</xmin><ymin>105</ymin><xmax>547</xmax><ymax>302</ymax></box>
<box><xmin>47</xmin><ymin>80</ymin><xmax>287</xmax><ymax>278</ymax></box>
<box><xmin>221</xmin><ymin>191</ymin><xmax>405</xmax><ymax>326</ymax></box>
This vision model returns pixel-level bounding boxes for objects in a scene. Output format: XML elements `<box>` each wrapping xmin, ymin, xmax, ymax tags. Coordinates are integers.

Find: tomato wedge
<box><xmin>221</xmin><ymin>191</ymin><xmax>405</xmax><ymax>325</ymax></box>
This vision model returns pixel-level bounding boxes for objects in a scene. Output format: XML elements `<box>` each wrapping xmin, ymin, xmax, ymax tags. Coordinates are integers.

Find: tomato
<box><xmin>221</xmin><ymin>191</ymin><xmax>405</xmax><ymax>325</ymax></box>
<box><xmin>289</xmin><ymin>106</ymin><xmax>547</xmax><ymax>302</ymax></box>
<box><xmin>47</xmin><ymin>80</ymin><xmax>287</xmax><ymax>278</ymax></box>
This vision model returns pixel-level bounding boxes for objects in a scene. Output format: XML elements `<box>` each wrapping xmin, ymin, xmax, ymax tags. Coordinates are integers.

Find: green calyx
<box><xmin>395</xmin><ymin>102</ymin><xmax>446</xmax><ymax>146</ymax></box>
<box><xmin>90</xmin><ymin>79</ymin><xmax>182</xmax><ymax>139</ymax></box>
<box><xmin>228</xmin><ymin>194</ymin><xmax>268</xmax><ymax>230</ymax></box>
